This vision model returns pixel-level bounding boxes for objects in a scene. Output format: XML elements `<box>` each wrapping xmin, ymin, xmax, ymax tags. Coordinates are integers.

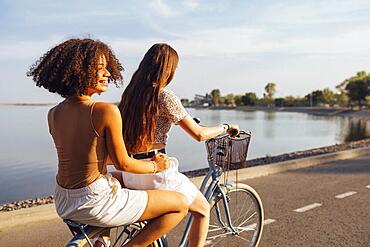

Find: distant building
<box><xmin>190</xmin><ymin>94</ymin><xmax>212</xmax><ymax>107</ymax></box>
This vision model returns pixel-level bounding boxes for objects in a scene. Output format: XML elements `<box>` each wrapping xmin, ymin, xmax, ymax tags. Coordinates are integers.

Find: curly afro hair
<box><xmin>27</xmin><ymin>38</ymin><xmax>124</xmax><ymax>98</ymax></box>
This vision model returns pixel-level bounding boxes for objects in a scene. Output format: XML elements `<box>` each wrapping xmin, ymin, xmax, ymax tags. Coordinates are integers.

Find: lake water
<box><xmin>1</xmin><ymin>105</ymin><xmax>370</xmax><ymax>203</ymax></box>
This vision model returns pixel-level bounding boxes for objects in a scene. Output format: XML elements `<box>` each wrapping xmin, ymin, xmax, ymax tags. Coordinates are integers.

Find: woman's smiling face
<box><xmin>89</xmin><ymin>54</ymin><xmax>111</xmax><ymax>95</ymax></box>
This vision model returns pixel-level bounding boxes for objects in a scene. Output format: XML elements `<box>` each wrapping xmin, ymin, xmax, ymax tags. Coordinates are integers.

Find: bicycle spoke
<box><xmin>206</xmin><ymin>185</ymin><xmax>263</xmax><ymax>247</ymax></box>
<box><xmin>208</xmin><ymin>226</ymin><xmax>226</xmax><ymax>232</ymax></box>
<box><xmin>207</xmin><ymin>231</ymin><xmax>234</xmax><ymax>240</ymax></box>
<box><xmin>237</xmin><ymin>211</ymin><xmax>257</xmax><ymax>227</ymax></box>
<box><xmin>237</xmin><ymin>225</ymin><xmax>256</xmax><ymax>232</ymax></box>
<box><xmin>205</xmin><ymin>235</ymin><xmax>227</xmax><ymax>247</ymax></box>
<box><xmin>235</xmin><ymin>234</ymin><xmax>250</xmax><ymax>242</ymax></box>
<box><xmin>207</xmin><ymin>223</ymin><xmax>256</xmax><ymax>240</ymax></box>
<box><xmin>235</xmin><ymin>201</ymin><xmax>253</xmax><ymax>225</ymax></box>
<box><xmin>209</xmin><ymin>223</ymin><xmax>222</xmax><ymax>229</ymax></box>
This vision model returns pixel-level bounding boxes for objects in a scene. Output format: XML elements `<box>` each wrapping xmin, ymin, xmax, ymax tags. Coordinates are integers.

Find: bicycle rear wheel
<box><xmin>206</xmin><ymin>183</ymin><xmax>264</xmax><ymax>247</ymax></box>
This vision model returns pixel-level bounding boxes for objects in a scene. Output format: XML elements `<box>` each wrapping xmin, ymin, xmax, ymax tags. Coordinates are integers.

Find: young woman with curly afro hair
<box><xmin>28</xmin><ymin>38</ymin><xmax>188</xmax><ymax>247</ymax></box>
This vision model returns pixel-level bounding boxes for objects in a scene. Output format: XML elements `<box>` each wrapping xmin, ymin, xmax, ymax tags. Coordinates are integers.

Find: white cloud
<box><xmin>183</xmin><ymin>0</ymin><xmax>200</xmax><ymax>9</ymax></box>
<box><xmin>3</xmin><ymin>21</ymin><xmax>370</xmax><ymax>63</ymax></box>
<box><xmin>2</xmin><ymin>0</ymin><xmax>370</xmax><ymax>102</ymax></box>
<box><xmin>109</xmin><ymin>25</ymin><xmax>370</xmax><ymax>59</ymax></box>
<box><xmin>279</xmin><ymin>28</ymin><xmax>370</xmax><ymax>55</ymax></box>
<box><xmin>148</xmin><ymin>0</ymin><xmax>174</xmax><ymax>17</ymax></box>
<box><xmin>0</xmin><ymin>38</ymin><xmax>63</xmax><ymax>60</ymax></box>
<box><xmin>263</xmin><ymin>1</ymin><xmax>370</xmax><ymax>24</ymax></box>
<box><xmin>172</xmin><ymin>27</ymin><xmax>277</xmax><ymax>57</ymax></box>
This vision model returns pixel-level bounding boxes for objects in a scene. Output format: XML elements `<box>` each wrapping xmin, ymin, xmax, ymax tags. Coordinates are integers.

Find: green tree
<box><xmin>366</xmin><ymin>96</ymin><xmax>370</xmax><ymax>107</ymax></box>
<box><xmin>242</xmin><ymin>92</ymin><xmax>257</xmax><ymax>106</ymax></box>
<box><xmin>264</xmin><ymin>82</ymin><xmax>277</xmax><ymax>99</ymax></box>
<box><xmin>234</xmin><ymin>95</ymin><xmax>243</xmax><ymax>106</ymax></box>
<box><xmin>338</xmin><ymin>71</ymin><xmax>370</xmax><ymax>108</ymax></box>
<box><xmin>274</xmin><ymin>98</ymin><xmax>284</xmax><ymax>107</ymax></box>
<box><xmin>210</xmin><ymin>89</ymin><xmax>221</xmax><ymax>106</ymax></box>
<box><xmin>345</xmin><ymin>80</ymin><xmax>369</xmax><ymax>109</ymax></box>
<box><xmin>336</xmin><ymin>71</ymin><xmax>367</xmax><ymax>92</ymax></box>
<box><xmin>224</xmin><ymin>94</ymin><xmax>235</xmax><ymax>106</ymax></box>
<box><xmin>305</xmin><ymin>90</ymin><xmax>324</xmax><ymax>106</ymax></box>
<box><xmin>283</xmin><ymin>95</ymin><xmax>304</xmax><ymax>106</ymax></box>
<box><xmin>333</xmin><ymin>92</ymin><xmax>349</xmax><ymax>107</ymax></box>
<box><xmin>322</xmin><ymin>88</ymin><xmax>335</xmax><ymax>106</ymax></box>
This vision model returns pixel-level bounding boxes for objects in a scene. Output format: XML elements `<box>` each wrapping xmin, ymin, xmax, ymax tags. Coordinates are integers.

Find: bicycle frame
<box><xmin>65</xmin><ymin>131</ymin><xmax>250</xmax><ymax>247</ymax></box>
<box><xmin>177</xmin><ymin>147</ymin><xmax>238</xmax><ymax>247</ymax></box>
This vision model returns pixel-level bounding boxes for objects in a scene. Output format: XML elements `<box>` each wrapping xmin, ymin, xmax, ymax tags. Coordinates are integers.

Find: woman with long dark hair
<box><xmin>28</xmin><ymin>38</ymin><xmax>189</xmax><ymax>247</ymax></box>
<box><xmin>119</xmin><ymin>43</ymin><xmax>239</xmax><ymax>247</ymax></box>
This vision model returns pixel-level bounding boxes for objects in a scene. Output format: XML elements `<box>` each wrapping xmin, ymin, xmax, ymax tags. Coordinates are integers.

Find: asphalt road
<box><xmin>243</xmin><ymin>154</ymin><xmax>370</xmax><ymax>247</ymax></box>
<box><xmin>1</xmin><ymin>155</ymin><xmax>369</xmax><ymax>246</ymax></box>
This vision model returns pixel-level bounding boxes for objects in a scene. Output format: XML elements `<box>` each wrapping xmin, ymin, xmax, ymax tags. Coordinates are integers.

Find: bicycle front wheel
<box><xmin>206</xmin><ymin>183</ymin><xmax>264</xmax><ymax>247</ymax></box>
<box><xmin>109</xmin><ymin>222</ymin><xmax>167</xmax><ymax>247</ymax></box>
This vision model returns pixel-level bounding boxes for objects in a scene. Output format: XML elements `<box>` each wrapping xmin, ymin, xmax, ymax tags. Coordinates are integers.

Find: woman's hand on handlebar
<box><xmin>152</xmin><ymin>153</ymin><xmax>170</xmax><ymax>172</ymax></box>
<box><xmin>227</xmin><ymin>124</ymin><xmax>240</xmax><ymax>137</ymax></box>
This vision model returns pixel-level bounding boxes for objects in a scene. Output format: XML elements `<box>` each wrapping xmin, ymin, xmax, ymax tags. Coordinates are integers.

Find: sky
<box><xmin>1</xmin><ymin>0</ymin><xmax>370</xmax><ymax>103</ymax></box>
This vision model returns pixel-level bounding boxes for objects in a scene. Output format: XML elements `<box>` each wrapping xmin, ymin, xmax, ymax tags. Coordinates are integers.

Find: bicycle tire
<box><xmin>206</xmin><ymin>183</ymin><xmax>264</xmax><ymax>247</ymax></box>
<box><xmin>66</xmin><ymin>222</ymin><xmax>166</xmax><ymax>247</ymax></box>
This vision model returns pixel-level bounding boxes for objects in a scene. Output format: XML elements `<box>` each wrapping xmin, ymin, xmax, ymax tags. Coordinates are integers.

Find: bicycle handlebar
<box><xmin>193</xmin><ymin>117</ymin><xmax>251</xmax><ymax>140</ymax></box>
<box><xmin>211</xmin><ymin>130</ymin><xmax>251</xmax><ymax>140</ymax></box>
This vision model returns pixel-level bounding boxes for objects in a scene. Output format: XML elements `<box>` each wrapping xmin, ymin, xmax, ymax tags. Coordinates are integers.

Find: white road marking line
<box><xmin>293</xmin><ymin>203</ymin><xmax>322</xmax><ymax>213</ymax></box>
<box><xmin>366</xmin><ymin>185</ymin><xmax>370</xmax><ymax>189</ymax></box>
<box><xmin>335</xmin><ymin>191</ymin><xmax>357</xmax><ymax>199</ymax></box>
<box><xmin>244</xmin><ymin>218</ymin><xmax>276</xmax><ymax>231</ymax></box>
<box><xmin>264</xmin><ymin>219</ymin><xmax>276</xmax><ymax>225</ymax></box>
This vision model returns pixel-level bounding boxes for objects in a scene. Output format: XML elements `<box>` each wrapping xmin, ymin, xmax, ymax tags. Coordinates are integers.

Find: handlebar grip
<box><xmin>230</xmin><ymin>128</ymin><xmax>238</xmax><ymax>137</ymax></box>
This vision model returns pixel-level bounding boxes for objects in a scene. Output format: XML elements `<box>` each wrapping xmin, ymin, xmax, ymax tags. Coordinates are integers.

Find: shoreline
<box><xmin>188</xmin><ymin>106</ymin><xmax>370</xmax><ymax>121</ymax></box>
<box><xmin>4</xmin><ymin>104</ymin><xmax>370</xmax><ymax>121</ymax></box>
<box><xmin>1</xmin><ymin>137</ymin><xmax>370</xmax><ymax>212</ymax></box>
<box><xmin>0</xmin><ymin>103</ymin><xmax>57</xmax><ymax>106</ymax></box>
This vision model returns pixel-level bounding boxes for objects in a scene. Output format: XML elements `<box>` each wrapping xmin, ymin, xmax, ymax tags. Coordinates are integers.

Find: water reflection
<box><xmin>242</xmin><ymin>110</ymin><xmax>256</xmax><ymax>120</ymax></box>
<box><xmin>263</xmin><ymin>112</ymin><xmax>276</xmax><ymax>138</ymax></box>
<box><xmin>263</xmin><ymin>111</ymin><xmax>276</xmax><ymax>121</ymax></box>
<box><xmin>1</xmin><ymin>106</ymin><xmax>370</xmax><ymax>203</ymax></box>
<box><xmin>343</xmin><ymin>119</ymin><xmax>370</xmax><ymax>142</ymax></box>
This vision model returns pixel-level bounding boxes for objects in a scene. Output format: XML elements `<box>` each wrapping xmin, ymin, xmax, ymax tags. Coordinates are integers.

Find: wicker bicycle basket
<box><xmin>205</xmin><ymin>131</ymin><xmax>251</xmax><ymax>170</ymax></box>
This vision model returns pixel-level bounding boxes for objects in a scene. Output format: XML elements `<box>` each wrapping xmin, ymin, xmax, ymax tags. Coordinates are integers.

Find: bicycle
<box><xmin>64</xmin><ymin>219</ymin><xmax>165</xmax><ymax>247</ymax></box>
<box><xmin>64</xmin><ymin>130</ymin><xmax>264</xmax><ymax>247</ymax></box>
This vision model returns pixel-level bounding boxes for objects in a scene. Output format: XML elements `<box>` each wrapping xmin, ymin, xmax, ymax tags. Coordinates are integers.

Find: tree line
<box><xmin>181</xmin><ymin>71</ymin><xmax>370</xmax><ymax>108</ymax></box>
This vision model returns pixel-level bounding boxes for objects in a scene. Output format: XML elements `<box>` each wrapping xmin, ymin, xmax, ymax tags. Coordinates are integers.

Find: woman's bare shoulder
<box><xmin>93</xmin><ymin>102</ymin><xmax>121</xmax><ymax>117</ymax></box>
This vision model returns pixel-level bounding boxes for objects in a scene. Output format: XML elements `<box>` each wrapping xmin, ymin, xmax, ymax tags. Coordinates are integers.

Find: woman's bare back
<box><xmin>48</xmin><ymin>99</ymin><xmax>107</xmax><ymax>189</ymax></box>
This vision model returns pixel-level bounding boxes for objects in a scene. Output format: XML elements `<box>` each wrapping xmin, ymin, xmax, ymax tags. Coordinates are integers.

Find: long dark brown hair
<box><xmin>119</xmin><ymin>43</ymin><xmax>178</xmax><ymax>153</ymax></box>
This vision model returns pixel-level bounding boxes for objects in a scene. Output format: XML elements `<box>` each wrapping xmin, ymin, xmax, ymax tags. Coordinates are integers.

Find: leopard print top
<box><xmin>155</xmin><ymin>88</ymin><xmax>188</xmax><ymax>144</ymax></box>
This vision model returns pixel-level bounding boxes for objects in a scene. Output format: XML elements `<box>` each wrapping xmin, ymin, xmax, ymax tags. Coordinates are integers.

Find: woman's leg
<box><xmin>125</xmin><ymin>190</ymin><xmax>189</xmax><ymax>247</ymax></box>
<box><xmin>188</xmin><ymin>190</ymin><xmax>210</xmax><ymax>247</ymax></box>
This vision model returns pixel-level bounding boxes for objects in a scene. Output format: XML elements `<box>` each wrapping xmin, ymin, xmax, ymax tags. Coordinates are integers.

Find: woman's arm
<box><xmin>161</xmin><ymin>89</ymin><xmax>239</xmax><ymax>142</ymax></box>
<box><xmin>177</xmin><ymin>115</ymin><xmax>239</xmax><ymax>142</ymax></box>
<box><xmin>93</xmin><ymin>102</ymin><xmax>169</xmax><ymax>173</ymax></box>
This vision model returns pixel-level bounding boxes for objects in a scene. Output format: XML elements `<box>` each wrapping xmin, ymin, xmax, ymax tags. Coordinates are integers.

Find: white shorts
<box><xmin>122</xmin><ymin>157</ymin><xmax>198</xmax><ymax>204</ymax></box>
<box><xmin>54</xmin><ymin>173</ymin><xmax>148</xmax><ymax>227</ymax></box>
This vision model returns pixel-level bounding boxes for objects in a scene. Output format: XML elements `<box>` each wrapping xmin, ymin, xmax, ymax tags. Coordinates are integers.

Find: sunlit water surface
<box><xmin>1</xmin><ymin>105</ymin><xmax>369</xmax><ymax>203</ymax></box>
